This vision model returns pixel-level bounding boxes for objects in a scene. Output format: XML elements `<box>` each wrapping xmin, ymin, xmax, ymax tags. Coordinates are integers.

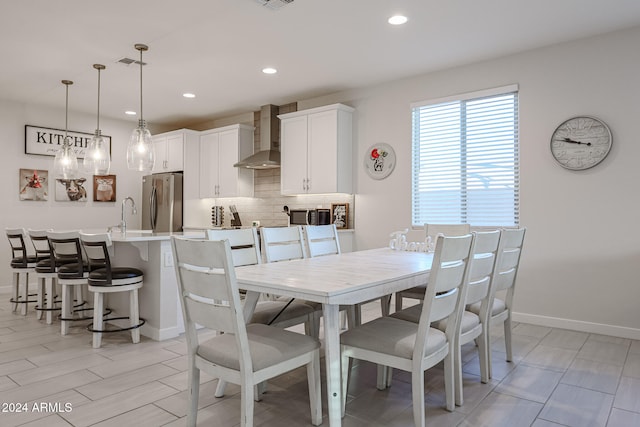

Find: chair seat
<box><xmin>340</xmin><ymin>316</ymin><xmax>447</xmax><ymax>360</ymax></box>
<box><xmin>197</xmin><ymin>323</ymin><xmax>320</xmax><ymax>371</ymax></box>
<box><xmin>11</xmin><ymin>255</ymin><xmax>37</xmax><ymax>268</ymax></box>
<box><xmin>392</xmin><ymin>304</ymin><xmax>481</xmax><ymax>335</ymax></box>
<box><xmin>468</xmin><ymin>298</ymin><xmax>506</xmax><ymax>317</ymax></box>
<box><xmin>88</xmin><ymin>267</ymin><xmax>144</xmax><ymax>286</ymax></box>
<box><xmin>57</xmin><ymin>262</ymin><xmax>87</xmax><ymax>279</ymax></box>
<box><xmin>250</xmin><ymin>300</ymin><xmax>317</xmax><ymax>325</ymax></box>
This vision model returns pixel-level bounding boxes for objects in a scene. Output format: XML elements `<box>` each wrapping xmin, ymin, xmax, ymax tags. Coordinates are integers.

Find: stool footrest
<box><xmin>87</xmin><ymin>316</ymin><xmax>146</xmax><ymax>333</ymax></box>
<box><xmin>59</xmin><ymin>307</ymin><xmax>112</xmax><ymax>322</ymax></box>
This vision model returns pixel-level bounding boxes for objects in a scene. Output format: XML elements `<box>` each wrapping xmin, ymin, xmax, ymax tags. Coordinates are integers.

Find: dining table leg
<box><xmin>323</xmin><ymin>303</ymin><xmax>342</xmax><ymax>426</ymax></box>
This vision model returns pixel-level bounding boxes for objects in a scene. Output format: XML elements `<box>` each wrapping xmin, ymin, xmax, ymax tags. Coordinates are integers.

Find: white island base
<box><xmin>109</xmin><ymin>231</ymin><xmax>204</xmax><ymax>341</ymax></box>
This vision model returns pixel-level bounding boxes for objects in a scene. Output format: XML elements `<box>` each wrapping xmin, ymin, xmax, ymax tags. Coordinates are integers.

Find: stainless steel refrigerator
<box><xmin>142</xmin><ymin>172</ymin><xmax>183</xmax><ymax>232</ymax></box>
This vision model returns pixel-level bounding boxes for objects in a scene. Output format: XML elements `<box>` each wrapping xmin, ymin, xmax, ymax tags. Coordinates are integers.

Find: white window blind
<box><xmin>411</xmin><ymin>86</ymin><xmax>519</xmax><ymax>227</ymax></box>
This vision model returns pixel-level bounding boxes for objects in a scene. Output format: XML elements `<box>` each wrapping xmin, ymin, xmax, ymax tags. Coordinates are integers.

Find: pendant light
<box><xmin>53</xmin><ymin>80</ymin><xmax>79</xmax><ymax>179</ymax></box>
<box><xmin>83</xmin><ymin>64</ymin><xmax>111</xmax><ymax>174</ymax></box>
<box><xmin>126</xmin><ymin>43</ymin><xmax>155</xmax><ymax>172</ymax></box>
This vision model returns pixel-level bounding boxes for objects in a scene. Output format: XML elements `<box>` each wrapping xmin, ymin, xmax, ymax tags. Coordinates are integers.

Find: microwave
<box><xmin>289</xmin><ymin>209</ymin><xmax>331</xmax><ymax>226</ymax></box>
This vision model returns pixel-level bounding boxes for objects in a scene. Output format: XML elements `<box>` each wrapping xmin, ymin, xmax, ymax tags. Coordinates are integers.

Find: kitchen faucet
<box><xmin>120</xmin><ymin>197</ymin><xmax>137</xmax><ymax>234</ymax></box>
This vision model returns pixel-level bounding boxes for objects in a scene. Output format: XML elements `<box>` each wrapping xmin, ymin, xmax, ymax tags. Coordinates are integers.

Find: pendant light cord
<box><xmin>139</xmin><ymin>47</ymin><xmax>143</xmax><ymax>123</ymax></box>
<box><xmin>96</xmin><ymin>67</ymin><xmax>101</xmax><ymax>131</ymax></box>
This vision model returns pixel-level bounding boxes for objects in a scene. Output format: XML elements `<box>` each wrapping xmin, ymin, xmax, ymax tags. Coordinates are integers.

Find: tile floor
<box><xmin>0</xmin><ymin>295</ymin><xmax>639</xmax><ymax>427</ymax></box>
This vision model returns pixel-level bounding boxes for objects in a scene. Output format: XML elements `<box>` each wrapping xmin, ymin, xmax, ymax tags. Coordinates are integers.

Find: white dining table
<box><xmin>235</xmin><ymin>247</ymin><xmax>434</xmax><ymax>427</ymax></box>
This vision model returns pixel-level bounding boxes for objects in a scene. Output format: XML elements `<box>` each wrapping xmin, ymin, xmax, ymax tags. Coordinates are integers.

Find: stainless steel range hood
<box><xmin>234</xmin><ymin>104</ymin><xmax>280</xmax><ymax>169</ymax></box>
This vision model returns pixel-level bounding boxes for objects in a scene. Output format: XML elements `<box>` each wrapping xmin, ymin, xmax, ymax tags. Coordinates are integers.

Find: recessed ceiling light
<box><xmin>183</xmin><ymin>93</ymin><xmax>196</xmax><ymax>98</ymax></box>
<box><xmin>388</xmin><ymin>15</ymin><xmax>408</xmax><ymax>25</ymax></box>
<box><xmin>125</xmin><ymin>111</ymin><xmax>137</xmax><ymax>116</ymax></box>
<box><xmin>262</xmin><ymin>67</ymin><xmax>277</xmax><ymax>74</ymax></box>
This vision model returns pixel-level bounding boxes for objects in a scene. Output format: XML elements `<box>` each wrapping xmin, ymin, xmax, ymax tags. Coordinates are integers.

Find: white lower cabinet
<box><xmin>198</xmin><ymin>124</ymin><xmax>254</xmax><ymax>198</ymax></box>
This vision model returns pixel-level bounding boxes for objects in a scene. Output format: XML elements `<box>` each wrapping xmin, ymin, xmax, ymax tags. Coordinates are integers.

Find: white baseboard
<box><xmin>513</xmin><ymin>312</ymin><xmax>640</xmax><ymax>341</ymax></box>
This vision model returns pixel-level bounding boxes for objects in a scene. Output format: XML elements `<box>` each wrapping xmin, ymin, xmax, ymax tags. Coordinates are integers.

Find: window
<box><xmin>411</xmin><ymin>85</ymin><xmax>519</xmax><ymax>227</ymax></box>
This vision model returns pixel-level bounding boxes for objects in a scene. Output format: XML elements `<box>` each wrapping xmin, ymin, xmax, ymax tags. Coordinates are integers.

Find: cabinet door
<box><xmin>165</xmin><ymin>134</ymin><xmax>184</xmax><ymax>172</ymax></box>
<box><xmin>307</xmin><ymin>110</ymin><xmax>338</xmax><ymax>194</ymax></box>
<box><xmin>217</xmin><ymin>129</ymin><xmax>239</xmax><ymax>198</ymax></box>
<box><xmin>199</xmin><ymin>132</ymin><xmax>220</xmax><ymax>198</ymax></box>
<box><xmin>152</xmin><ymin>136</ymin><xmax>167</xmax><ymax>173</ymax></box>
<box><xmin>280</xmin><ymin>115</ymin><xmax>309</xmax><ymax>195</ymax></box>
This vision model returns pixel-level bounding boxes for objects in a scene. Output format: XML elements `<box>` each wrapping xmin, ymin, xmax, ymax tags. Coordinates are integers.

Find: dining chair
<box><xmin>28</xmin><ymin>228</ymin><xmax>59</xmax><ymax>323</ymax></box>
<box><xmin>260</xmin><ymin>226</ymin><xmax>323</xmax><ymax>336</ymax></box>
<box><xmin>6</xmin><ymin>228</ymin><xmax>38</xmax><ymax>315</ymax></box>
<box><xmin>394</xmin><ymin>223</ymin><xmax>471</xmax><ymax>312</ymax></box>
<box><xmin>467</xmin><ymin>227</ymin><xmax>526</xmax><ymax>378</ymax></box>
<box><xmin>207</xmin><ymin>228</ymin><xmax>317</xmax><ymax>333</ymax></box>
<box><xmin>392</xmin><ymin>230</ymin><xmax>501</xmax><ymax>406</ymax></box>
<box><xmin>80</xmin><ymin>232</ymin><xmax>145</xmax><ymax>348</ymax></box>
<box><xmin>171</xmin><ymin>237</ymin><xmax>322</xmax><ymax>427</ymax></box>
<box><xmin>340</xmin><ymin>233</ymin><xmax>474</xmax><ymax>427</ymax></box>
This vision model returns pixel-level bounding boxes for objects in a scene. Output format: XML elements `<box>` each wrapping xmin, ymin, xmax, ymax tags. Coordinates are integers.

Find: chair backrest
<box><xmin>414</xmin><ymin>233</ymin><xmax>473</xmax><ymax>359</ymax></box>
<box><xmin>6</xmin><ymin>228</ymin><xmax>30</xmax><ymax>266</ymax></box>
<box><xmin>464</xmin><ymin>230</ymin><xmax>501</xmax><ymax>306</ymax></box>
<box><xmin>304</xmin><ymin>224</ymin><xmax>341</xmax><ymax>258</ymax></box>
<box><xmin>490</xmin><ymin>228</ymin><xmax>526</xmax><ymax>298</ymax></box>
<box><xmin>46</xmin><ymin>230</ymin><xmax>84</xmax><ymax>277</ymax></box>
<box><xmin>27</xmin><ymin>229</ymin><xmax>52</xmax><ymax>261</ymax></box>
<box><xmin>171</xmin><ymin>237</ymin><xmax>252</xmax><ymax>372</ymax></box>
<box><xmin>207</xmin><ymin>228</ymin><xmax>261</xmax><ymax>267</ymax></box>
<box><xmin>79</xmin><ymin>232</ymin><xmax>113</xmax><ymax>279</ymax></box>
<box><xmin>261</xmin><ymin>226</ymin><xmax>307</xmax><ymax>263</ymax></box>
<box><xmin>424</xmin><ymin>223</ymin><xmax>471</xmax><ymax>241</ymax></box>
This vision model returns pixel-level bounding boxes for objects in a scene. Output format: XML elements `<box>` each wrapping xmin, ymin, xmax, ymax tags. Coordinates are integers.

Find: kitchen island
<box><xmin>108</xmin><ymin>231</ymin><xmax>204</xmax><ymax>341</ymax></box>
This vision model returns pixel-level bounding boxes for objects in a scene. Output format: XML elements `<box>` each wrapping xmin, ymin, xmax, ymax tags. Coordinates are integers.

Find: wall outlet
<box><xmin>164</xmin><ymin>251</ymin><xmax>174</xmax><ymax>267</ymax></box>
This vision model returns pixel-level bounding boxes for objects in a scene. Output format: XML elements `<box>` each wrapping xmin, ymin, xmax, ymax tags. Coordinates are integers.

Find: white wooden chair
<box><xmin>340</xmin><ymin>234</ymin><xmax>474</xmax><ymax>427</ymax></box>
<box><xmin>6</xmin><ymin>228</ymin><xmax>37</xmax><ymax>316</ymax></box>
<box><xmin>80</xmin><ymin>232</ymin><xmax>145</xmax><ymax>348</ymax></box>
<box><xmin>392</xmin><ymin>230</ymin><xmax>501</xmax><ymax>406</ymax></box>
<box><xmin>260</xmin><ymin>226</ymin><xmax>324</xmax><ymax>336</ymax></box>
<box><xmin>394</xmin><ymin>223</ymin><xmax>471</xmax><ymax>312</ymax></box>
<box><xmin>467</xmin><ymin>227</ymin><xmax>526</xmax><ymax>378</ymax></box>
<box><xmin>171</xmin><ymin>237</ymin><xmax>322</xmax><ymax>427</ymax></box>
<box><xmin>207</xmin><ymin>228</ymin><xmax>317</xmax><ymax>333</ymax></box>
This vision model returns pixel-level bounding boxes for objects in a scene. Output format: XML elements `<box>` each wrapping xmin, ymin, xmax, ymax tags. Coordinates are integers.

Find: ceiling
<box><xmin>3</xmin><ymin>0</ymin><xmax>640</xmax><ymax>130</ymax></box>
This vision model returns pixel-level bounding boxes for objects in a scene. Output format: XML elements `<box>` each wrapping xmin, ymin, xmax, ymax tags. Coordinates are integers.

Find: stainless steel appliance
<box><xmin>289</xmin><ymin>208</ymin><xmax>331</xmax><ymax>226</ymax></box>
<box><xmin>142</xmin><ymin>172</ymin><xmax>183</xmax><ymax>232</ymax></box>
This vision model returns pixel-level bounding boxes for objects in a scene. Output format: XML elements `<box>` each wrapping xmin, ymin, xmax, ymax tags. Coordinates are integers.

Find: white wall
<box><xmin>0</xmin><ymin>100</ymin><xmax>148</xmax><ymax>289</ymax></box>
<box><xmin>299</xmin><ymin>26</ymin><xmax>640</xmax><ymax>338</ymax></box>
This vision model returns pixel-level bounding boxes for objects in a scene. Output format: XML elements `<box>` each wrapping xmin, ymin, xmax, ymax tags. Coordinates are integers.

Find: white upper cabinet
<box><xmin>279</xmin><ymin>103</ymin><xmax>354</xmax><ymax>195</ymax></box>
<box><xmin>198</xmin><ymin>124</ymin><xmax>254</xmax><ymax>199</ymax></box>
<box><xmin>152</xmin><ymin>129</ymin><xmax>191</xmax><ymax>173</ymax></box>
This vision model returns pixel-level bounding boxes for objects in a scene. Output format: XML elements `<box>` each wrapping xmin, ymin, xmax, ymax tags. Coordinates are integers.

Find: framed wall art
<box><xmin>55</xmin><ymin>176</ymin><xmax>88</xmax><ymax>202</ymax></box>
<box><xmin>19</xmin><ymin>168</ymin><xmax>48</xmax><ymax>201</ymax></box>
<box><xmin>331</xmin><ymin>203</ymin><xmax>349</xmax><ymax>229</ymax></box>
<box><xmin>93</xmin><ymin>175</ymin><xmax>116</xmax><ymax>202</ymax></box>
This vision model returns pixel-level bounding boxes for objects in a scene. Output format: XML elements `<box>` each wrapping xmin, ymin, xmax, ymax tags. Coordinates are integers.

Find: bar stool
<box><xmin>47</xmin><ymin>231</ymin><xmax>91</xmax><ymax>335</ymax></box>
<box><xmin>5</xmin><ymin>228</ymin><xmax>37</xmax><ymax>315</ymax></box>
<box><xmin>80</xmin><ymin>232</ymin><xmax>145</xmax><ymax>348</ymax></box>
<box><xmin>27</xmin><ymin>229</ymin><xmax>59</xmax><ymax>323</ymax></box>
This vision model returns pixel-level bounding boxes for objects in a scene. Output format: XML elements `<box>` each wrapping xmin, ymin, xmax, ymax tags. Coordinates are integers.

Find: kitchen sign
<box><xmin>24</xmin><ymin>125</ymin><xmax>111</xmax><ymax>159</ymax></box>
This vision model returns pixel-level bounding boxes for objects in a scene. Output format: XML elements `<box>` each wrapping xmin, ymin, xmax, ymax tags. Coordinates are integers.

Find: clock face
<box><xmin>550</xmin><ymin>116</ymin><xmax>612</xmax><ymax>170</ymax></box>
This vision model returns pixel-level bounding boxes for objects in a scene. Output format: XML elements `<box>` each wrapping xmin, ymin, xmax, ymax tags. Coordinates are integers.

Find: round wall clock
<box><xmin>364</xmin><ymin>143</ymin><xmax>396</xmax><ymax>179</ymax></box>
<box><xmin>550</xmin><ymin>116</ymin><xmax>612</xmax><ymax>170</ymax></box>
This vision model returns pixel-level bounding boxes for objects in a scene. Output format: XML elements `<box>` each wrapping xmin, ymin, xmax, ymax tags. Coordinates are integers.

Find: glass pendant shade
<box><xmin>84</xmin><ymin>131</ymin><xmax>111</xmax><ymax>174</ymax></box>
<box><xmin>53</xmin><ymin>80</ymin><xmax>79</xmax><ymax>179</ymax></box>
<box><xmin>83</xmin><ymin>64</ymin><xmax>111</xmax><ymax>175</ymax></box>
<box><xmin>127</xmin><ymin>43</ymin><xmax>155</xmax><ymax>173</ymax></box>
<box><xmin>127</xmin><ymin>120</ymin><xmax>155</xmax><ymax>172</ymax></box>
<box><xmin>54</xmin><ymin>137</ymin><xmax>79</xmax><ymax>179</ymax></box>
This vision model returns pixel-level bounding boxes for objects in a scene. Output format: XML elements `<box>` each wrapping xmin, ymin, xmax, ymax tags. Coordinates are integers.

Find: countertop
<box><xmin>108</xmin><ymin>231</ymin><xmax>205</xmax><ymax>242</ymax></box>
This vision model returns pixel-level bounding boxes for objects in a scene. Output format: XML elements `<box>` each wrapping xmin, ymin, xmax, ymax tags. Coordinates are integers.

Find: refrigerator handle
<box><xmin>150</xmin><ymin>185</ymin><xmax>158</xmax><ymax>230</ymax></box>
